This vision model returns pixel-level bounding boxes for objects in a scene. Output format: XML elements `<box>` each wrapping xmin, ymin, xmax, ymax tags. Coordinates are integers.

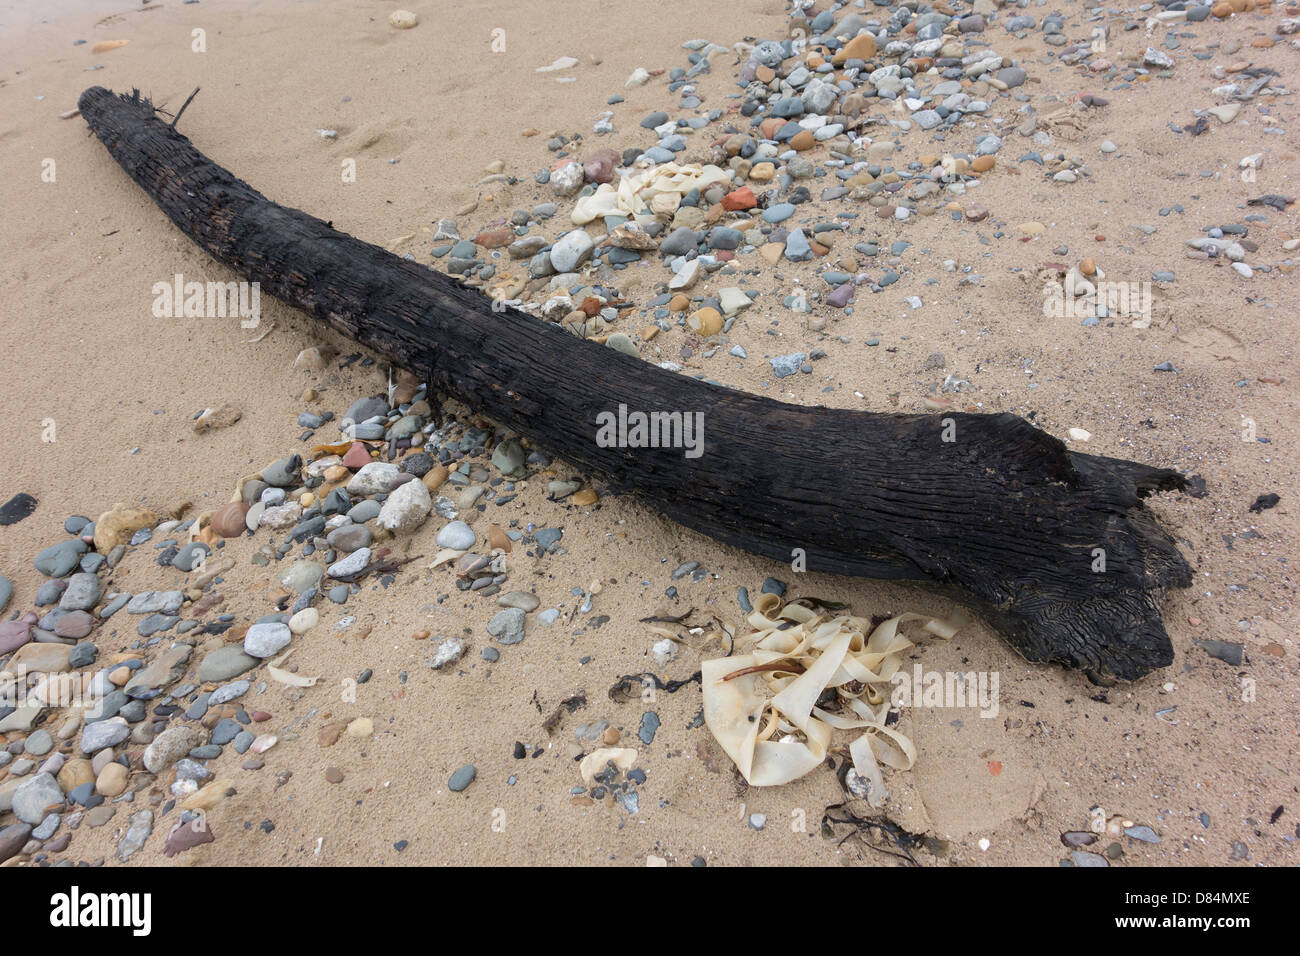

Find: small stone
<box><xmin>348</xmin><ymin>461</ymin><xmax>399</xmax><ymax>495</ymax></box>
<box><xmin>1124</xmin><ymin>825</ymin><xmax>1161</xmax><ymax>844</ymax></box>
<box><xmin>638</xmin><ymin>711</ymin><xmax>660</xmax><ymax>744</ymax></box>
<box><xmin>261</xmin><ymin>454</ymin><xmax>302</xmax><ymax>488</ymax></box>
<box><xmin>12</xmin><ymin>773</ymin><xmax>64</xmax><ymax>824</ymax></box>
<box><xmin>0</xmin><ymin>823</ymin><xmax>32</xmax><ymax>863</ymax></box>
<box><xmin>80</xmin><ymin>720</ymin><xmax>129</xmax><ymax>754</ymax></box>
<box><xmin>288</xmin><ymin>607</ymin><xmax>319</xmax><ymax>634</ymax></box>
<box><xmin>8</xmin><ymin>642</ymin><xmax>71</xmax><ymax>674</ymax></box>
<box><xmin>56</xmin><ymin>758</ymin><xmax>93</xmax><ymax>792</ymax></box>
<box><xmin>487</xmin><ymin>608</ymin><xmax>526</xmax><ymax>645</ymax></box>
<box><xmin>551</xmin><ymin>229</ymin><xmax>595</xmax><ymax>272</ymax></box>
<box><xmin>428</xmin><ymin>638</ymin><xmax>466</xmax><ymax>670</ymax></box>
<box><xmin>211</xmin><ymin>501</ymin><xmax>250</xmax><ymax>538</ymax></box>
<box><xmin>770</xmin><ymin>353</ymin><xmax>806</xmax><ymax>378</ymax></box>
<box><xmin>377</xmin><ymin>478</ymin><xmax>432</xmax><ymax>532</ymax></box>
<box><xmin>244</xmin><ymin>622</ymin><xmax>292</xmax><ymax>658</ymax></box>
<box><xmin>448</xmin><ymin>764</ymin><xmax>476</xmax><ymax>792</ymax></box>
<box><xmin>328</xmin><ymin>548</ymin><xmax>371</xmax><ymax>578</ymax></box>
<box><xmin>498</xmin><ymin>591</ymin><xmax>540</xmax><ymax>612</ymax></box>
<box><xmin>25</xmin><ymin>729</ymin><xmax>54</xmax><ymax>756</ymax></box>
<box><xmin>0</xmin><ymin>493</ymin><xmax>37</xmax><ymax>526</ymax></box>
<box><xmin>832</xmin><ymin>32</ymin><xmax>876</xmax><ymax>65</ymax></box>
<box><xmin>163</xmin><ymin>816</ymin><xmax>215</xmax><ymax>857</ymax></box>
<box><xmin>116</xmin><ymin>810</ymin><xmax>153</xmax><ymax>862</ymax></box>
<box><xmin>198</xmin><ymin>645</ymin><xmax>259</xmax><ymax>682</ymax></box>
<box><xmin>34</xmin><ymin>539</ymin><xmax>88</xmax><ymax>577</ymax></box>
<box><xmin>96</xmin><ymin>762</ymin><xmax>129</xmax><ymax>797</ymax></box>
<box><xmin>687</xmin><ymin>307</ymin><xmax>723</xmax><ymax>335</ymax></box>
<box><xmin>436</xmin><ymin>520</ymin><xmax>476</xmax><ymax>550</ymax></box>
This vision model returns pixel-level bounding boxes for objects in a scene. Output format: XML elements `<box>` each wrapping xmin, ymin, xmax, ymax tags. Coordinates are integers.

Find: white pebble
<box><xmin>288</xmin><ymin>608</ymin><xmax>319</xmax><ymax>635</ymax></box>
<box><xmin>651</xmin><ymin>638</ymin><xmax>678</xmax><ymax>667</ymax></box>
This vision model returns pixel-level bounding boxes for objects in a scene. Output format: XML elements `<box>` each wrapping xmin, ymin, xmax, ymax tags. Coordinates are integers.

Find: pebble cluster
<box><xmin>0</xmin><ymin>360</ymin><xmax>604</xmax><ymax>864</ymax></box>
<box><xmin>434</xmin><ymin>0</ymin><xmax>1294</xmax><ymax>400</ymax></box>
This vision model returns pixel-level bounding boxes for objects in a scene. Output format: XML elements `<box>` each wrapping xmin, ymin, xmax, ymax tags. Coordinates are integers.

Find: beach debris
<box><xmin>702</xmin><ymin>592</ymin><xmax>958</xmax><ymax>806</ymax></box>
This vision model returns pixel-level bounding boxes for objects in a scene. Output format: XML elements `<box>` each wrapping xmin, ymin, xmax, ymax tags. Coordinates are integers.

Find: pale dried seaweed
<box><xmin>701</xmin><ymin>592</ymin><xmax>959</xmax><ymax>806</ymax></box>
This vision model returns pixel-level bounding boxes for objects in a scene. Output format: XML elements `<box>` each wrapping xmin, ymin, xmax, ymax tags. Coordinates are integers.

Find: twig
<box><xmin>720</xmin><ymin>660</ymin><xmax>805</xmax><ymax>682</ymax></box>
<box><xmin>171</xmin><ymin>86</ymin><xmax>200</xmax><ymax>129</ymax></box>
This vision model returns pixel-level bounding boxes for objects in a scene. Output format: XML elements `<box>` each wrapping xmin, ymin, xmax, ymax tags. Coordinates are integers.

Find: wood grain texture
<box><xmin>79</xmin><ymin>86</ymin><xmax>1195</xmax><ymax>682</ymax></box>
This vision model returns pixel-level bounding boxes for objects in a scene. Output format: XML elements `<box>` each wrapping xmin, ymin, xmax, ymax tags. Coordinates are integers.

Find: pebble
<box><xmin>0</xmin><ymin>493</ymin><xmax>38</xmax><ymax>526</ymax></box>
<box><xmin>498</xmin><ymin>591</ymin><xmax>540</xmax><ymax>612</ymax></box>
<box><xmin>79</xmin><ymin>720</ymin><xmax>129</xmax><ymax>754</ymax></box>
<box><xmin>638</xmin><ymin>711</ymin><xmax>660</xmax><ymax>744</ymax></box>
<box><xmin>30</xmin><ymin>811</ymin><xmax>59</xmax><ymax>842</ymax></box>
<box><xmin>770</xmin><ymin>353</ymin><xmax>806</xmax><ymax>378</ymax></box>
<box><xmin>327</xmin><ymin>524</ymin><xmax>372</xmax><ymax>552</ymax></box>
<box><xmin>378</xmin><ymin>478</ymin><xmax>432</xmax><ymax>531</ymax></box>
<box><xmin>288</xmin><ymin>607</ymin><xmax>319</xmax><ymax>634</ymax></box>
<box><xmin>11</xmin><ymin>773</ymin><xmax>64</xmax><ymax>824</ymax></box>
<box><xmin>126</xmin><ymin>590</ymin><xmax>184</xmax><ymax>614</ymax></box>
<box><xmin>198</xmin><ymin>645</ymin><xmax>259</xmax><ymax>682</ymax></box>
<box><xmin>57</xmin><ymin>572</ymin><xmax>100</xmax><ymax>612</ymax></box>
<box><xmin>144</xmin><ymin>726</ymin><xmax>206</xmax><ymax>773</ymax></box>
<box><xmin>34</xmin><ymin>540</ymin><xmax>88</xmax><ymax>577</ymax></box>
<box><xmin>96</xmin><ymin>762</ymin><xmax>128</xmax><ymax>797</ymax></box>
<box><xmin>488</xmin><ymin>608</ymin><xmax>526</xmax><ymax>645</ymax></box>
<box><xmin>436</xmin><ymin>521</ymin><xmax>476</xmax><ymax>550</ymax></box>
<box><xmin>1124</xmin><ymin>825</ymin><xmax>1160</xmax><ymax>844</ymax></box>
<box><xmin>116</xmin><ymin>810</ymin><xmax>153</xmax><ymax>862</ymax></box>
<box><xmin>0</xmin><ymin>824</ymin><xmax>32</xmax><ymax>863</ymax></box>
<box><xmin>550</xmin><ymin>230</ymin><xmax>595</xmax><ymax>272</ymax></box>
<box><xmin>244</xmin><ymin>622</ymin><xmax>292</xmax><ymax>658</ymax></box>
<box><xmin>280</xmin><ymin>560</ymin><xmax>325</xmax><ymax>592</ymax></box>
<box><xmin>428</xmin><ymin>638</ymin><xmax>466</xmax><ymax>669</ymax></box>
<box><xmin>328</xmin><ymin>548</ymin><xmax>371</xmax><ymax>578</ymax></box>
<box><xmin>348</xmin><ymin>462</ymin><xmax>399</xmax><ymax>495</ymax></box>
<box><xmin>440</xmin><ymin>764</ymin><xmax>477</xmax><ymax>794</ymax></box>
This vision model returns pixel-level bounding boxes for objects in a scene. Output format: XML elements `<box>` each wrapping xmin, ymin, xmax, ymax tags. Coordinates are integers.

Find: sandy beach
<box><xmin>0</xmin><ymin>0</ymin><xmax>1296</xmax><ymax>868</ymax></box>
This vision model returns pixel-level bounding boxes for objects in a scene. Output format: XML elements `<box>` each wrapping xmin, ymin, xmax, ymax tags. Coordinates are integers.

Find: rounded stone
<box><xmin>436</xmin><ymin>521</ymin><xmax>476</xmax><ymax>551</ymax></box>
<box><xmin>96</xmin><ymin>762</ymin><xmax>129</xmax><ymax>797</ymax></box>
<box><xmin>448</xmin><ymin>764</ymin><xmax>476</xmax><ymax>792</ymax></box>
<box><xmin>288</xmin><ymin>608</ymin><xmax>319</xmax><ymax>635</ymax></box>
<box><xmin>243</xmin><ymin>622</ymin><xmax>292</xmax><ymax>658</ymax></box>
<box><xmin>211</xmin><ymin>501</ymin><xmax>250</xmax><ymax>538</ymax></box>
<box><xmin>24</xmin><ymin>730</ymin><xmax>54</xmax><ymax>756</ymax></box>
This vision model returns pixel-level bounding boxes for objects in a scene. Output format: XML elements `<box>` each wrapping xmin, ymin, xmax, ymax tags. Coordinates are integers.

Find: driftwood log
<box><xmin>79</xmin><ymin>86</ymin><xmax>1194</xmax><ymax>682</ymax></box>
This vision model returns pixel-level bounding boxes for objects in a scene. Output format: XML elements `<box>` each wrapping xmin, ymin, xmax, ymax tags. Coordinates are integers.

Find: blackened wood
<box><xmin>78</xmin><ymin>86</ymin><xmax>1194</xmax><ymax>682</ymax></box>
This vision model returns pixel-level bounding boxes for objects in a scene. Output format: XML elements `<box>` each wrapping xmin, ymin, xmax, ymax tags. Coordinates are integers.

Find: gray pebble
<box><xmin>448</xmin><ymin>764</ymin><xmax>476</xmax><ymax>792</ymax></box>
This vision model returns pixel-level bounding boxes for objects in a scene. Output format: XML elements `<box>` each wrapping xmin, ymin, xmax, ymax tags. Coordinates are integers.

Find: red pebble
<box><xmin>252</xmin><ymin>711</ymin><xmax>272</xmax><ymax>722</ymax></box>
<box><xmin>342</xmin><ymin>442</ymin><xmax>371</xmax><ymax>469</ymax></box>
<box><xmin>720</xmin><ymin>186</ymin><xmax>757</xmax><ymax>211</ymax></box>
